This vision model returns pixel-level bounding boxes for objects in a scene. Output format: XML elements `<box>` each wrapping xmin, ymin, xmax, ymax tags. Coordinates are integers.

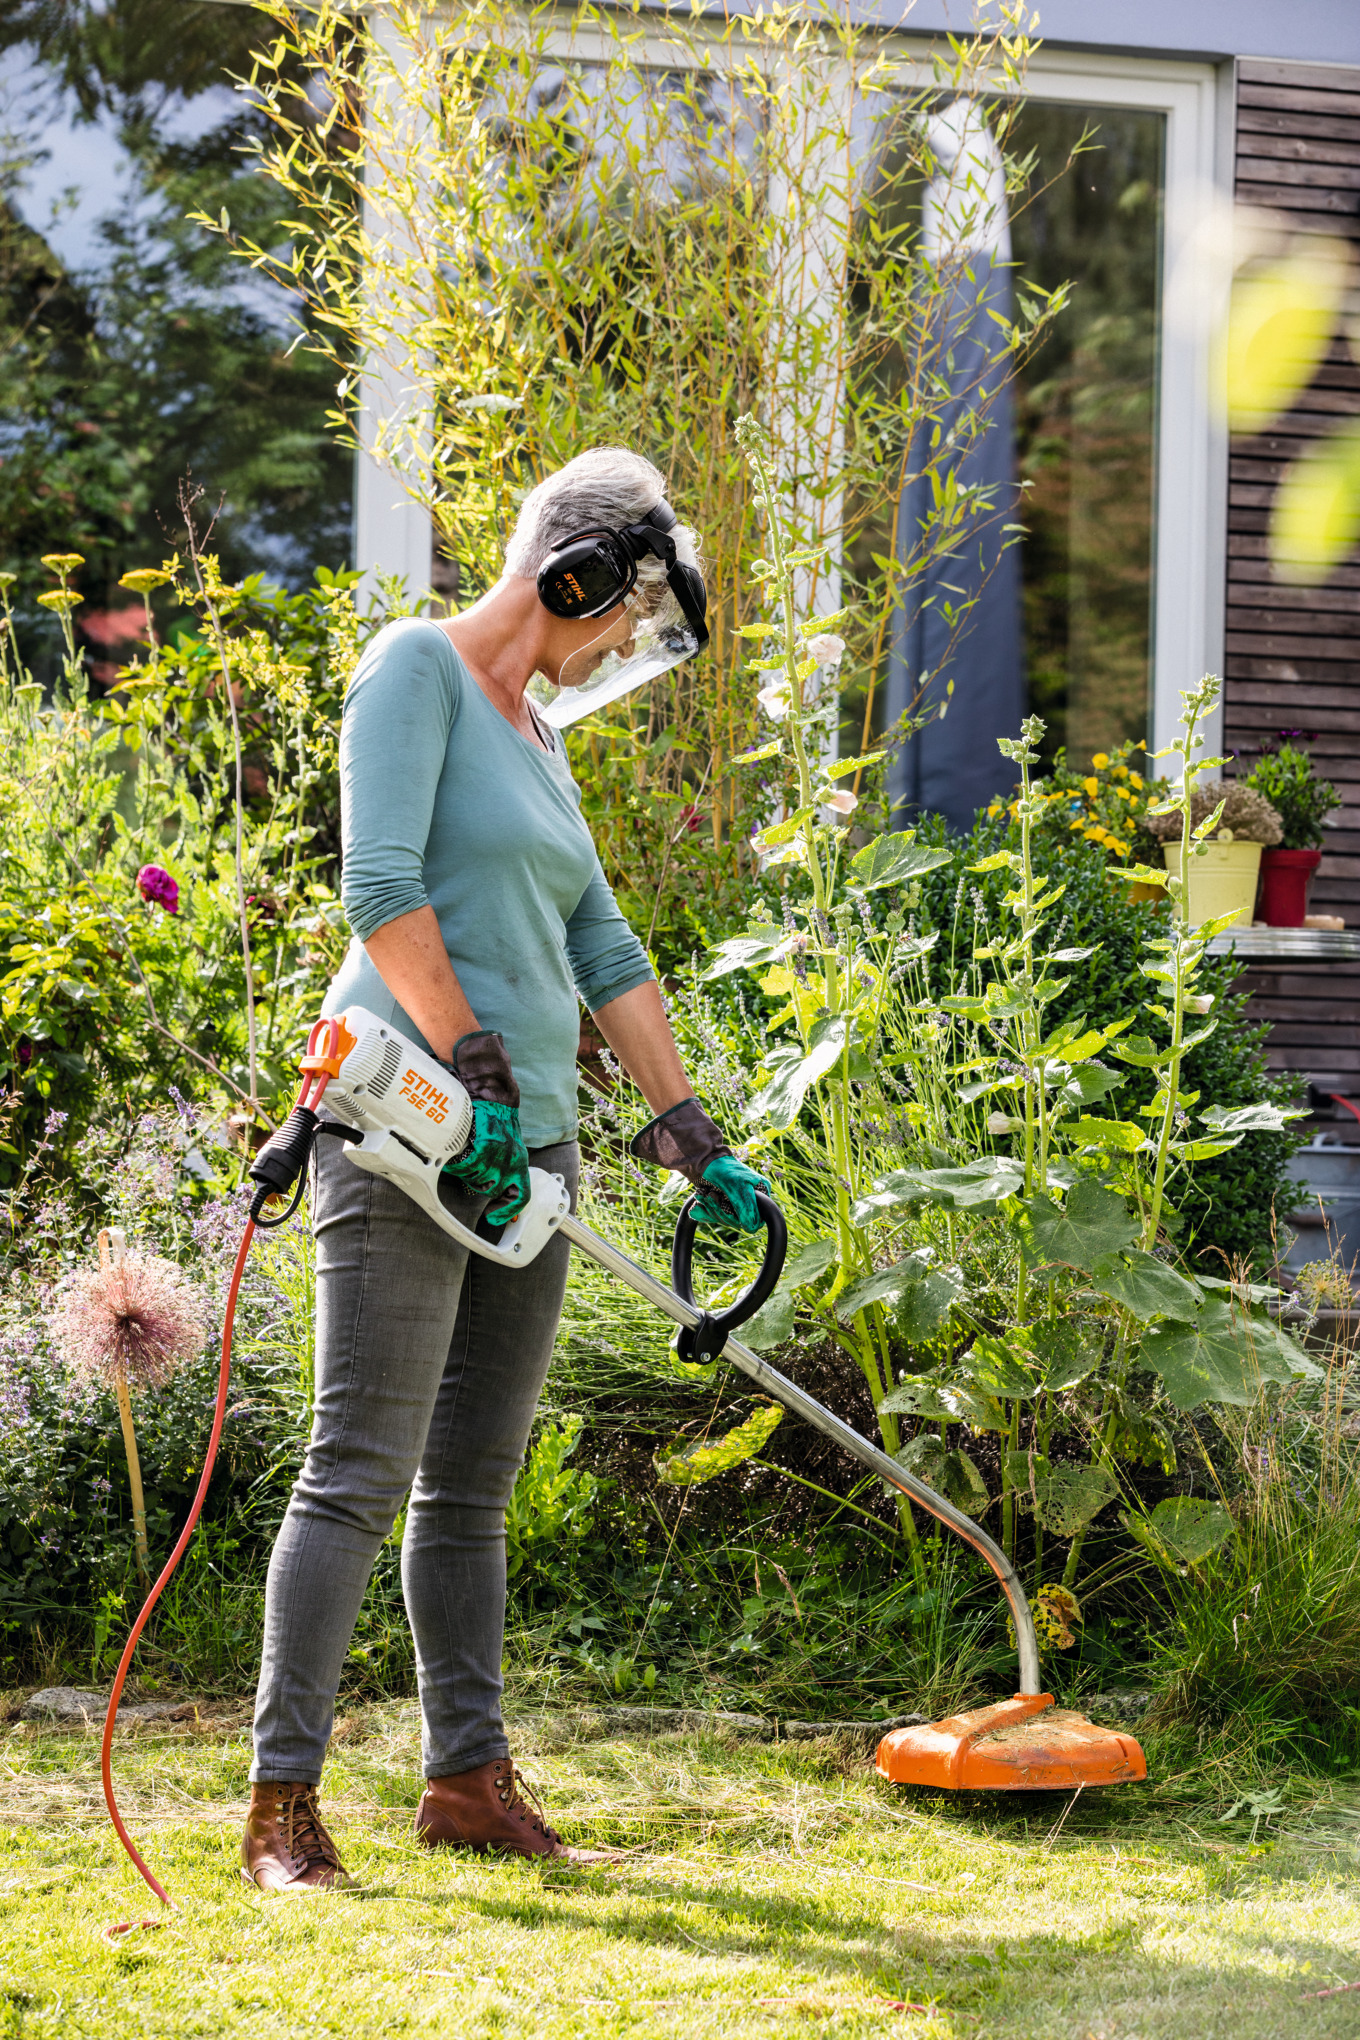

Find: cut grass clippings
<box><xmin>2</xmin><ymin>1696</ymin><xmax>1360</xmax><ymax>2037</ymax></box>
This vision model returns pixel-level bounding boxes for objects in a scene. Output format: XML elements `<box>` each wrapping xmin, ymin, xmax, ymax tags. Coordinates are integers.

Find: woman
<box><xmin>241</xmin><ymin>449</ymin><xmax>766</xmax><ymax>1891</ymax></box>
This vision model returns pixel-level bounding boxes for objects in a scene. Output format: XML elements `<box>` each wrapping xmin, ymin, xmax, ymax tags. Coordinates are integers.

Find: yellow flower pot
<box><xmin>1162</xmin><ymin>841</ymin><xmax>1262</xmax><ymax>929</ymax></box>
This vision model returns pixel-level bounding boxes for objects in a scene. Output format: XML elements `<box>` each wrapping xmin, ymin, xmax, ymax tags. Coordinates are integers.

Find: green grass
<box><xmin>3</xmin><ymin>1696</ymin><xmax>1360</xmax><ymax>2038</ymax></box>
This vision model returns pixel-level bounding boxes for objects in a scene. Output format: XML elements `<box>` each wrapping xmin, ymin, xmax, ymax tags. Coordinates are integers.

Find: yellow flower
<box><xmin>1083</xmin><ymin>826</ymin><xmax>1105</xmax><ymax>843</ymax></box>
<box><xmin>1129</xmin><ymin>772</ymin><xmax>1144</xmax><ymax>789</ymax></box>
<box><xmin>1115</xmin><ymin>785</ymin><xmax>1132</xmax><ymax>800</ymax></box>
<box><xmin>1069</xmin><ymin>820</ymin><xmax>1083</xmax><ymax>832</ymax></box>
<box><xmin>1092</xmin><ymin>753</ymin><xmax>1110</xmax><ymax>770</ymax></box>
<box><xmin>1082</xmin><ymin>776</ymin><xmax>1099</xmax><ymax>798</ymax></box>
<box><xmin>1113</xmin><ymin>765</ymin><xmax>1129</xmax><ymax>779</ymax></box>
<box><xmin>987</xmin><ymin>802</ymin><xmax>1002</xmax><ymax>817</ymax></box>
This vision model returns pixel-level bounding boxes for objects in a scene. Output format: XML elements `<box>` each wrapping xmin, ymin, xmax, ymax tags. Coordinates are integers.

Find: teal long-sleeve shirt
<box><xmin>326</xmin><ymin>618</ymin><xmax>654</xmax><ymax>1146</ymax></box>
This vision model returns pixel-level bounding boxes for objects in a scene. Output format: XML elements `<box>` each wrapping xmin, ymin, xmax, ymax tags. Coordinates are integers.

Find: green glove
<box><xmin>443</xmin><ymin>1099</ymin><xmax>531</xmax><ymax>1225</ymax></box>
<box><xmin>440</xmin><ymin>1030</ymin><xmax>531</xmax><ymax>1226</ymax></box>
<box><xmin>693</xmin><ymin>1153</ymin><xmax>770</xmax><ymax>1233</ymax></box>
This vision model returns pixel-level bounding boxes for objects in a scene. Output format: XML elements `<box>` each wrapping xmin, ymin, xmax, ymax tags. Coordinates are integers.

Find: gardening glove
<box><xmin>441</xmin><ymin>1030</ymin><xmax>531</xmax><ymax>1226</ymax></box>
<box><xmin>629</xmin><ymin>1098</ymin><xmax>769</xmax><ymax>1234</ymax></box>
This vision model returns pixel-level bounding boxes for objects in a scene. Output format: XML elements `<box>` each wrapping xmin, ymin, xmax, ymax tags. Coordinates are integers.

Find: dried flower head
<box><xmin>136</xmin><ymin>864</ymin><xmax>180</xmax><ymax>913</ymax></box>
<box><xmin>50</xmin><ymin>1251</ymin><xmax>208</xmax><ymax>1391</ymax></box>
<box><xmin>1143</xmin><ymin>780</ymin><xmax>1283</xmax><ymax>846</ymax></box>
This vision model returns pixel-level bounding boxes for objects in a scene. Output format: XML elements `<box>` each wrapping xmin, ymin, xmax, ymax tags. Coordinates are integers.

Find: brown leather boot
<box><xmin>414</xmin><ymin>1757</ymin><xmax>614</xmax><ymax>1866</ymax></box>
<box><xmin>241</xmin><ymin>1781</ymin><xmax>354</xmax><ymax>1893</ymax></box>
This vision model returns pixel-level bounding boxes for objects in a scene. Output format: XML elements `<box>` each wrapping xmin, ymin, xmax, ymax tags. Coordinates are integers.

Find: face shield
<box><xmin>535</xmin><ymin>581</ymin><xmax>705</xmax><ymax>728</ymax></box>
<box><xmin>532</xmin><ymin>501</ymin><xmax>708</xmax><ymax>728</ymax></box>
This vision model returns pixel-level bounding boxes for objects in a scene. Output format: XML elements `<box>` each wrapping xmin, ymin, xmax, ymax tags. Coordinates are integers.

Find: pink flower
<box><xmin>136</xmin><ymin>865</ymin><xmax>179</xmax><ymax>914</ymax></box>
<box><xmin>825</xmin><ymin>789</ymin><xmax>858</xmax><ymax>817</ymax></box>
<box><xmin>50</xmin><ymin>1251</ymin><xmax>208</xmax><ymax>1392</ymax></box>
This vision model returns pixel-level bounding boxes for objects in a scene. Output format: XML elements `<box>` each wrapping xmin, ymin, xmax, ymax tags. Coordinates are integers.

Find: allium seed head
<box><xmin>50</xmin><ymin>1252</ymin><xmax>208</xmax><ymax>1391</ymax></box>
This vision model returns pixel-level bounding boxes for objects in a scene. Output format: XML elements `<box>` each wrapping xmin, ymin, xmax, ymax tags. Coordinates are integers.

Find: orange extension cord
<box><xmin>100</xmin><ymin>1026</ymin><xmax>338</xmax><ymax>1941</ymax></box>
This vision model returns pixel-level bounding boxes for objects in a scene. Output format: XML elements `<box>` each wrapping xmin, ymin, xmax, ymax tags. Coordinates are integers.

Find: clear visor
<box><xmin>532</xmin><ymin>585</ymin><xmax>702</xmax><ymax>729</ymax></box>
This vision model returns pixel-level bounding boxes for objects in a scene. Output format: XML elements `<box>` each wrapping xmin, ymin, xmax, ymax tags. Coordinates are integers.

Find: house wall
<box><xmin>1220</xmin><ymin>58</ymin><xmax>1360</xmax><ymax>1098</ymax></box>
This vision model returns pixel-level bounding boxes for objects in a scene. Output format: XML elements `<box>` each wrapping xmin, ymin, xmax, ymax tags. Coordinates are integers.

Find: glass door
<box><xmin>1007</xmin><ymin>101</ymin><xmax>1165</xmax><ymax>773</ymax></box>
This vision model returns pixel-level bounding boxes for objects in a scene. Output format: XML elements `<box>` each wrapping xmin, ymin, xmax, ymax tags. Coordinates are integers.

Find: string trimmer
<box><xmin>100</xmin><ymin>1011</ymin><xmax>1145</xmax><ymax>1930</ymax></box>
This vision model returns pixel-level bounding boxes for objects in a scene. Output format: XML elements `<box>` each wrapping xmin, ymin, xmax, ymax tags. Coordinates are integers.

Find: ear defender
<box><xmin>536</xmin><ymin>499</ymin><xmax>704</xmax><ymax>630</ymax></box>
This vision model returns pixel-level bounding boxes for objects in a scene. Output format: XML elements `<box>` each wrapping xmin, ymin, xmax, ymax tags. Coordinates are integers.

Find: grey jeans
<box><xmin>250</xmin><ymin>1133</ymin><xmax>578</xmax><ymax>1784</ymax></box>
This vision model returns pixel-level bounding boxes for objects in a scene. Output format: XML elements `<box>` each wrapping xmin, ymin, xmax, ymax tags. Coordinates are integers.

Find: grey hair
<box><xmin>505</xmin><ymin>447</ymin><xmax>701</xmax><ymax>603</ymax></box>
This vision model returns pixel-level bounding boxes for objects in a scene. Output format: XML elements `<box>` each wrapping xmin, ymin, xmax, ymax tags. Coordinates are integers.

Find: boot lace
<box><xmin>493</xmin><ymin>1762</ymin><xmax>560</xmax><ymax>1844</ymax></box>
<box><xmin>279</xmin><ymin>1786</ymin><xmax>343</xmax><ymax>1873</ymax></box>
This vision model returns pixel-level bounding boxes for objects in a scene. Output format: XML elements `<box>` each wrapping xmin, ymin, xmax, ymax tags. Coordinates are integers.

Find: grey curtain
<box><xmin>885</xmin><ymin>248</ymin><xmax>1024</xmax><ymax>832</ymax></box>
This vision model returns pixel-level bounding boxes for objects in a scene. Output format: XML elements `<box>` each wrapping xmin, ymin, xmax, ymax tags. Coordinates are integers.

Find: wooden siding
<box><xmin>1224</xmin><ymin>59</ymin><xmax>1360</xmax><ymax>1103</ymax></box>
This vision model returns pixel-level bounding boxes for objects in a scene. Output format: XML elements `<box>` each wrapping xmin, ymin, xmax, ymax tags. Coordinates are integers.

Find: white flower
<box><xmin>459</xmin><ymin>393</ymin><xmax>522</xmax><ymax>413</ymax></box>
<box><xmin>806</xmin><ymin>633</ymin><xmax>845</xmax><ymax>667</ymax></box>
<box><xmin>757</xmin><ymin>682</ymin><xmax>790</xmax><ymax>723</ymax></box>
<box><xmin>825</xmin><ymin>788</ymin><xmax>858</xmax><ymax>816</ymax></box>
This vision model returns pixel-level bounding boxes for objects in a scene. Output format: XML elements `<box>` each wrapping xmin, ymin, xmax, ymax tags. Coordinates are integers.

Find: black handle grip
<box><xmin>669</xmin><ymin>1189</ymin><xmax>787</xmax><ymax>1364</ymax></box>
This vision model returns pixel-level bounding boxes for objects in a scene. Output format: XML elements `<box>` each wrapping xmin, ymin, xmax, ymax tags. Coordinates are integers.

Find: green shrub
<box><xmin>914</xmin><ymin>814</ymin><xmax>1304</xmax><ymax>1273</ymax></box>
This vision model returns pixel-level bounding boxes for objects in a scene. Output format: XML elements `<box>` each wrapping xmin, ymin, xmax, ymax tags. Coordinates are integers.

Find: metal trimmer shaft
<box><xmin>559</xmin><ymin>1213</ymin><xmax>1042</xmax><ymax>1697</ymax></box>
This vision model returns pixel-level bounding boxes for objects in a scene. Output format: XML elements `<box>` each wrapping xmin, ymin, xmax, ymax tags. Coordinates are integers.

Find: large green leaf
<box><xmin>1056</xmin><ymin>1063</ymin><xmax>1126</xmax><ymax>1111</ymax></box>
<box><xmin>738</xmin><ymin>1239</ymin><xmax>839</xmax><ymax>1351</ymax></box>
<box><xmin>851</xmin><ymin>1156</ymin><xmax>1025</xmax><ymax>1222</ymax></box>
<box><xmin>738</xmin><ymin>1289</ymin><xmax>796</xmax><ymax>1353</ymax></box>
<box><xmin>1200</xmin><ymin>1102</ymin><xmax>1307</xmax><ymax>1135</ymax></box>
<box><xmin>850</xmin><ymin>833</ymin><xmax>952</xmax><ymax>892</ymax></box>
<box><xmin>966</xmin><ymin>1333</ymin><xmax>1041</xmax><ymax>1399</ymax></box>
<box><xmin>878</xmin><ymin>1377</ymin><xmax>1007</xmax><ymax>1433</ymax></box>
<box><xmin>1022</xmin><ymin>1181</ymin><xmax>1139</xmax><ymax>1272</ymax></box>
<box><xmin>654</xmin><ymin>1404</ymin><xmax>783</xmax><ymax>1487</ymax></box>
<box><xmin>1139</xmin><ymin>1299</ymin><xmax>1301</xmax><ymax>1411</ymax></box>
<box><xmin>893</xmin><ymin>1435</ymin><xmax>990</xmax><ymax>1516</ymax></box>
<box><xmin>1147</xmin><ymin>1496</ymin><xmax>1235</xmax><ymax>1564</ymax></box>
<box><xmin>1107</xmin><ymin>1393</ymin><xmax>1177</xmax><ymax>1474</ymax></box>
<box><xmin>836</xmin><ymin>1251</ymin><xmax>931</xmax><ymax>1321</ymax></box>
<box><xmin>1007</xmin><ymin>1457</ymin><xmax>1119</xmax><ymax>1538</ymax></box>
<box><xmin>1026</xmin><ymin>1321</ymin><xmax>1102</xmax><ymax>1391</ymax></box>
<box><xmin>895</xmin><ymin>1266</ymin><xmax>964</xmax><ymax>1342</ymax></box>
<box><xmin>1124</xmin><ymin>1496</ymin><xmax>1235</xmax><ymax>1565</ymax></box>
<box><xmin>783</xmin><ymin>1239</ymin><xmax>840</xmax><ymax>1289</ymax></box>
<box><xmin>754</xmin><ymin>805</ymin><xmax>815</xmax><ymax>849</ymax></box>
<box><xmin>699</xmin><ymin>927</ymin><xmax>788</xmax><ymax>981</ymax></box>
<box><xmin>754</xmin><ymin>1029</ymin><xmax>847</xmax><ymax>1127</ymax></box>
<box><xmin>1109</xmin><ymin>1033</ymin><xmax>1168</xmax><ymax>1070</ymax></box>
<box><xmin>1068</xmin><ymin>1118</ymin><xmax>1146</xmax><ymax>1152</ymax></box>
<box><xmin>1090</xmin><ymin>1250</ymin><xmax>1203</xmax><ymax>1322</ymax></box>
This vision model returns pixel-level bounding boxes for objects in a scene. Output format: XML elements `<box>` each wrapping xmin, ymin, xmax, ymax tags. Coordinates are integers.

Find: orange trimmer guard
<box><xmin>875</xmin><ymin>1694</ymin><xmax>1147</xmax><ymax>1792</ymax></box>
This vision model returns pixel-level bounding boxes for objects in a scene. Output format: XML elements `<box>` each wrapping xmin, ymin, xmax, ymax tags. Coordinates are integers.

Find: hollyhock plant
<box><xmin>49</xmin><ymin>1230</ymin><xmax>208</xmax><ymax>1580</ymax></box>
<box><xmin>136</xmin><ymin>864</ymin><xmax>179</xmax><ymax>914</ymax></box>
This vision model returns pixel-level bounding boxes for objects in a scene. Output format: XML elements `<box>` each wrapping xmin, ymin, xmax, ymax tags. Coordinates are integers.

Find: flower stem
<box><xmin>115</xmin><ymin>1371</ymin><xmax>151</xmax><ymax>1587</ymax></box>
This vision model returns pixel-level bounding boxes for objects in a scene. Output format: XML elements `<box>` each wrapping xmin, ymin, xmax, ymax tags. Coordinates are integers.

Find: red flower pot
<box><xmin>1259</xmin><ymin>846</ymin><xmax>1323</xmax><ymax>927</ymax></box>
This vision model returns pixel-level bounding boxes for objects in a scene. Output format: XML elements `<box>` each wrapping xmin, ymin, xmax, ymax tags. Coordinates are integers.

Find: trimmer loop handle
<box><xmin>670</xmin><ymin>1189</ymin><xmax>787</xmax><ymax>1364</ymax></box>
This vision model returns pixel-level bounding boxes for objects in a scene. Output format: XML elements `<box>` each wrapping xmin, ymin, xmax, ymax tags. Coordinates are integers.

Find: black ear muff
<box><xmin>537</xmin><ymin>531</ymin><xmax>637</xmax><ymax>619</ymax></box>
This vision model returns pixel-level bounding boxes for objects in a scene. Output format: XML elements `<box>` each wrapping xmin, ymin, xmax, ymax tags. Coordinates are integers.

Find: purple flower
<box><xmin>136</xmin><ymin>865</ymin><xmax>179</xmax><ymax>914</ymax></box>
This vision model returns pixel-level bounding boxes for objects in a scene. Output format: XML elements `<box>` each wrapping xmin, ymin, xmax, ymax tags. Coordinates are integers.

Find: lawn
<box><xmin>2</xmin><ymin>1695</ymin><xmax>1359</xmax><ymax>2037</ymax></box>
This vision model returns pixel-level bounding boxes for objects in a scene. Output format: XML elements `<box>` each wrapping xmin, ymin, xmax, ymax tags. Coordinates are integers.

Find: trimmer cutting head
<box><xmin>875</xmin><ymin>1694</ymin><xmax>1147</xmax><ymax>1793</ymax></box>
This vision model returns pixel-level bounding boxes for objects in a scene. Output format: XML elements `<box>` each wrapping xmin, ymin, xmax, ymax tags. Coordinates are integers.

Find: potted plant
<box><xmin>1243</xmin><ymin>739</ymin><xmax>1340</xmax><ymax>927</ymax></box>
<box><xmin>1143</xmin><ymin>780</ymin><xmax>1282</xmax><ymax>928</ymax></box>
